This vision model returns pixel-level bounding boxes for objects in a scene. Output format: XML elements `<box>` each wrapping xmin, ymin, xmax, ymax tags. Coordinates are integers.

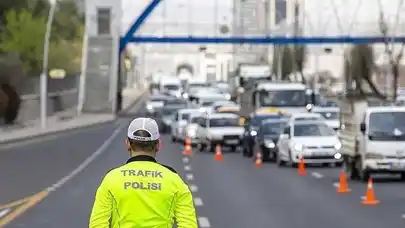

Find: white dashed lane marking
<box><xmin>189</xmin><ymin>184</ymin><xmax>198</xmax><ymax>192</ymax></box>
<box><xmin>0</xmin><ymin>209</ymin><xmax>10</xmax><ymax>218</ymax></box>
<box><xmin>184</xmin><ymin>165</ymin><xmax>191</xmax><ymax>171</ymax></box>
<box><xmin>311</xmin><ymin>172</ymin><xmax>323</xmax><ymax>179</ymax></box>
<box><xmin>193</xmin><ymin>197</ymin><xmax>204</xmax><ymax>206</ymax></box>
<box><xmin>186</xmin><ymin>173</ymin><xmax>194</xmax><ymax>180</ymax></box>
<box><xmin>182</xmin><ymin>157</ymin><xmax>190</xmax><ymax>163</ymax></box>
<box><xmin>401</xmin><ymin>214</ymin><xmax>405</xmax><ymax>219</ymax></box>
<box><xmin>198</xmin><ymin>217</ymin><xmax>211</xmax><ymax>227</ymax></box>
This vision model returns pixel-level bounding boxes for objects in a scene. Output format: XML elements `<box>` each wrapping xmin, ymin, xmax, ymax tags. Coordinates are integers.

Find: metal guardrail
<box><xmin>20</xmin><ymin>89</ymin><xmax>78</xmax><ymax>100</ymax></box>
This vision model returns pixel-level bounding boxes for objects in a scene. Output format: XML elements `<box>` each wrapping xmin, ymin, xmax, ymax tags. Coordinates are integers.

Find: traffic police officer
<box><xmin>89</xmin><ymin>117</ymin><xmax>197</xmax><ymax>228</ymax></box>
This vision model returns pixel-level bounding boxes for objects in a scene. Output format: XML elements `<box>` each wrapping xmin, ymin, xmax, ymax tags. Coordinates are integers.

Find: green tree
<box><xmin>48</xmin><ymin>39</ymin><xmax>81</xmax><ymax>74</ymax></box>
<box><xmin>53</xmin><ymin>1</ymin><xmax>83</xmax><ymax>40</ymax></box>
<box><xmin>344</xmin><ymin>44</ymin><xmax>385</xmax><ymax>99</ymax></box>
<box><xmin>0</xmin><ymin>9</ymin><xmax>46</xmax><ymax>74</ymax></box>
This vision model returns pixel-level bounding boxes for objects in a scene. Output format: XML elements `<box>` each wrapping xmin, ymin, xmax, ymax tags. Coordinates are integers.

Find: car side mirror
<box><xmin>360</xmin><ymin>123</ymin><xmax>366</xmax><ymax>133</ymax></box>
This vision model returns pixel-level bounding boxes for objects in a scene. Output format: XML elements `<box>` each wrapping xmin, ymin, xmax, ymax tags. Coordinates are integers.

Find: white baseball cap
<box><xmin>127</xmin><ymin>117</ymin><xmax>160</xmax><ymax>141</ymax></box>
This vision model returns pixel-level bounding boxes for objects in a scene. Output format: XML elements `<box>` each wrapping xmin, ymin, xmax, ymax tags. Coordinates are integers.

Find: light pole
<box><xmin>40</xmin><ymin>0</ymin><xmax>57</xmax><ymax>129</ymax></box>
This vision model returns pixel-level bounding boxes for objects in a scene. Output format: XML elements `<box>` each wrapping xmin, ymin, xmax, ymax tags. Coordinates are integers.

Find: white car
<box><xmin>287</xmin><ymin>112</ymin><xmax>324</xmax><ymax>125</ymax></box>
<box><xmin>313</xmin><ymin>107</ymin><xmax>340</xmax><ymax>130</ymax></box>
<box><xmin>145</xmin><ymin>95</ymin><xmax>169</xmax><ymax>115</ymax></box>
<box><xmin>276</xmin><ymin>120</ymin><xmax>342</xmax><ymax>166</ymax></box>
<box><xmin>196</xmin><ymin>113</ymin><xmax>244</xmax><ymax>152</ymax></box>
<box><xmin>171</xmin><ymin>109</ymin><xmax>201</xmax><ymax>142</ymax></box>
<box><xmin>180</xmin><ymin>113</ymin><xmax>204</xmax><ymax>144</ymax></box>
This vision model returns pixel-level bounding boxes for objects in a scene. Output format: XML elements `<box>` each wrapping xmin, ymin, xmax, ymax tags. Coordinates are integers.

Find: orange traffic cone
<box><xmin>255</xmin><ymin>152</ymin><xmax>263</xmax><ymax>168</ymax></box>
<box><xmin>297</xmin><ymin>157</ymin><xmax>306</xmax><ymax>176</ymax></box>
<box><xmin>183</xmin><ymin>137</ymin><xmax>193</xmax><ymax>156</ymax></box>
<box><xmin>337</xmin><ymin>170</ymin><xmax>351</xmax><ymax>193</ymax></box>
<box><xmin>214</xmin><ymin>144</ymin><xmax>223</xmax><ymax>161</ymax></box>
<box><xmin>362</xmin><ymin>178</ymin><xmax>380</xmax><ymax>205</ymax></box>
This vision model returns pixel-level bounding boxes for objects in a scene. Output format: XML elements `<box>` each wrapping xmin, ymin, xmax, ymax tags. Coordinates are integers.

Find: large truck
<box><xmin>339</xmin><ymin>96</ymin><xmax>405</xmax><ymax>181</ymax></box>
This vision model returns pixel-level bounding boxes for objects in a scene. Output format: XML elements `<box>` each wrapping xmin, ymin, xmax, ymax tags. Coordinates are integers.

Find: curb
<box><xmin>0</xmin><ymin>92</ymin><xmax>147</xmax><ymax>145</ymax></box>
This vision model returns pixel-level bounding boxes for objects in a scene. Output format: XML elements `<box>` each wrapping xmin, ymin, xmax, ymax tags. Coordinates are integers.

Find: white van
<box><xmin>341</xmin><ymin>105</ymin><xmax>405</xmax><ymax>181</ymax></box>
<box><xmin>160</xmin><ymin>77</ymin><xmax>182</xmax><ymax>98</ymax></box>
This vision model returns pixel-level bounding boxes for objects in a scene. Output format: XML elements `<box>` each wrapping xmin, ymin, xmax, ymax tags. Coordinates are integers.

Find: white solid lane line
<box><xmin>332</xmin><ymin>182</ymin><xmax>339</xmax><ymax>188</ymax></box>
<box><xmin>184</xmin><ymin>165</ymin><xmax>191</xmax><ymax>171</ymax></box>
<box><xmin>186</xmin><ymin>173</ymin><xmax>194</xmax><ymax>180</ymax></box>
<box><xmin>0</xmin><ymin>208</ymin><xmax>11</xmax><ymax>218</ymax></box>
<box><xmin>198</xmin><ymin>217</ymin><xmax>211</xmax><ymax>227</ymax></box>
<box><xmin>193</xmin><ymin>197</ymin><xmax>204</xmax><ymax>206</ymax></box>
<box><xmin>189</xmin><ymin>184</ymin><xmax>198</xmax><ymax>192</ymax></box>
<box><xmin>182</xmin><ymin>157</ymin><xmax>190</xmax><ymax>163</ymax></box>
<box><xmin>311</xmin><ymin>172</ymin><xmax>324</xmax><ymax>179</ymax></box>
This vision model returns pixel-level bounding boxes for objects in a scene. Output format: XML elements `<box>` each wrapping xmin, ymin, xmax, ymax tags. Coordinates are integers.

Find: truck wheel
<box><xmin>210</xmin><ymin>143</ymin><xmax>216</xmax><ymax>153</ymax></box>
<box><xmin>198</xmin><ymin>143</ymin><xmax>205</xmax><ymax>152</ymax></box>
<box><xmin>276</xmin><ymin>152</ymin><xmax>286</xmax><ymax>167</ymax></box>
<box><xmin>171</xmin><ymin>136</ymin><xmax>176</xmax><ymax>142</ymax></box>
<box><xmin>400</xmin><ymin>172</ymin><xmax>405</xmax><ymax>181</ymax></box>
<box><xmin>230</xmin><ymin>146</ymin><xmax>237</xmax><ymax>152</ymax></box>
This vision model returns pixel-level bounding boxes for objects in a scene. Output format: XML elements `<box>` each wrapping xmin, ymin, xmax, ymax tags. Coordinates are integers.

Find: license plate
<box><xmin>391</xmin><ymin>162</ymin><xmax>404</xmax><ymax>169</ymax></box>
<box><xmin>226</xmin><ymin>139</ymin><xmax>239</xmax><ymax>144</ymax></box>
<box><xmin>312</xmin><ymin>152</ymin><xmax>327</xmax><ymax>156</ymax></box>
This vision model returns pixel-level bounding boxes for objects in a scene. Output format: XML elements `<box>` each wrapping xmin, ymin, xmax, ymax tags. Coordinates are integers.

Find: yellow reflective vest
<box><xmin>89</xmin><ymin>155</ymin><xmax>197</xmax><ymax>228</ymax></box>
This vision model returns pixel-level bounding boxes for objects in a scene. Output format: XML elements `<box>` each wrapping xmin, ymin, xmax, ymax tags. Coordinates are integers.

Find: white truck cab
<box><xmin>340</xmin><ymin>100</ymin><xmax>405</xmax><ymax>181</ymax></box>
<box><xmin>171</xmin><ymin>109</ymin><xmax>201</xmax><ymax>142</ymax></box>
<box><xmin>160</xmin><ymin>77</ymin><xmax>182</xmax><ymax>98</ymax></box>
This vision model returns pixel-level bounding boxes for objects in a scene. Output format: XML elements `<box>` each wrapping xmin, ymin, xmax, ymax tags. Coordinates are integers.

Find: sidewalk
<box><xmin>0</xmin><ymin>88</ymin><xmax>146</xmax><ymax>144</ymax></box>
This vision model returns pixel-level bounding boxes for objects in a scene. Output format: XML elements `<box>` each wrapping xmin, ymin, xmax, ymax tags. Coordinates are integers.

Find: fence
<box><xmin>16</xmin><ymin>75</ymin><xmax>80</xmax><ymax>123</ymax></box>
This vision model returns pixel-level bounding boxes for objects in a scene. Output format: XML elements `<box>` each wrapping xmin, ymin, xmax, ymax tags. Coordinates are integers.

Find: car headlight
<box><xmin>225</xmin><ymin>94</ymin><xmax>231</xmax><ymax>100</ymax></box>
<box><xmin>187</xmin><ymin>129</ymin><xmax>196</xmax><ymax>137</ymax></box>
<box><xmin>334</xmin><ymin>142</ymin><xmax>342</xmax><ymax>150</ymax></box>
<box><xmin>264</xmin><ymin>139</ymin><xmax>275</xmax><ymax>148</ymax></box>
<box><xmin>365</xmin><ymin>152</ymin><xmax>384</xmax><ymax>160</ymax></box>
<box><xmin>182</xmin><ymin>93</ymin><xmax>189</xmax><ymax>99</ymax></box>
<box><xmin>293</xmin><ymin>143</ymin><xmax>304</xmax><ymax>151</ymax></box>
<box><xmin>146</xmin><ymin>104</ymin><xmax>153</xmax><ymax>110</ymax></box>
<box><xmin>250</xmin><ymin>130</ymin><xmax>257</xmax><ymax>136</ymax></box>
<box><xmin>334</xmin><ymin>152</ymin><xmax>342</xmax><ymax>159</ymax></box>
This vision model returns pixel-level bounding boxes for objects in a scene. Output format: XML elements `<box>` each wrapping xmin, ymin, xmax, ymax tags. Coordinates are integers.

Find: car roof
<box><xmin>178</xmin><ymin>109</ymin><xmax>201</xmax><ymax>114</ymax></box>
<box><xmin>207</xmin><ymin>113</ymin><xmax>239</xmax><ymax>119</ymax></box>
<box><xmin>256</xmin><ymin>82</ymin><xmax>306</xmax><ymax>91</ymax></box>
<box><xmin>312</xmin><ymin>107</ymin><xmax>339</xmax><ymax>112</ymax></box>
<box><xmin>290</xmin><ymin>113</ymin><xmax>322</xmax><ymax>118</ymax></box>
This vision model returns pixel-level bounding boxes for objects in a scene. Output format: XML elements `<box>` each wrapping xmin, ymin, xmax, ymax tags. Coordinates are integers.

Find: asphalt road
<box><xmin>0</xmin><ymin>98</ymin><xmax>404</xmax><ymax>227</ymax></box>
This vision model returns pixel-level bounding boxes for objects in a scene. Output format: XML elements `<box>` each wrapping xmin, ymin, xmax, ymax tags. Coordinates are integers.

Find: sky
<box><xmin>122</xmin><ymin>0</ymin><xmax>405</xmax><ymax>37</ymax></box>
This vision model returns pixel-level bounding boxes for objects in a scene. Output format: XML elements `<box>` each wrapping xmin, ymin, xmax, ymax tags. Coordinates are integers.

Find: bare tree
<box><xmin>378</xmin><ymin>0</ymin><xmax>405</xmax><ymax>101</ymax></box>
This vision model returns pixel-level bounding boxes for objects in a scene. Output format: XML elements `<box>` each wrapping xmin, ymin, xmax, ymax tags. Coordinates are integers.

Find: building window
<box><xmin>97</xmin><ymin>8</ymin><xmax>111</xmax><ymax>35</ymax></box>
<box><xmin>275</xmin><ymin>0</ymin><xmax>287</xmax><ymax>25</ymax></box>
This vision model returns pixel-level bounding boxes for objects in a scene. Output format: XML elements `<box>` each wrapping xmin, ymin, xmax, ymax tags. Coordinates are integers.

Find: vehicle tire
<box><xmin>230</xmin><ymin>145</ymin><xmax>237</xmax><ymax>152</ymax></box>
<box><xmin>400</xmin><ymin>172</ymin><xmax>405</xmax><ymax>181</ymax></box>
<box><xmin>209</xmin><ymin>143</ymin><xmax>216</xmax><ymax>153</ymax></box>
<box><xmin>197</xmin><ymin>143</ymin><xmax>205</xmax><ymax>152</ymax></box>
<box><xmin>276</xmin><ymin>152</ymin><xmax>286</xmax><ymax>167</ymax></box>
<box><xmin>171</xmin><ymin>136</ymin><xmax>176</xmax><ymax>142</ymax></box>
<box><xmin>356</xmin><ymin>158</ymin><xmax>369</xmax><ymax>182</ymax></box>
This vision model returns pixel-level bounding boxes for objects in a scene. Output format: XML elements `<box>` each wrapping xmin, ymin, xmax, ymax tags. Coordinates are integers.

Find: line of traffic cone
<box><xmin>214</xmin><ymin>144</ymin><xmax>223</xmax><ymax>161</ymax></box>
<box><xmin>255</xmin><ymin>152</ymin><xmax>263</xmax><ymax>168</ymax></box>
<box><xmin>297</xmin><ymin>157</ymin><xmax>306</xmax><ymax>176</ymax></box>
<box><xmin>183</xmin><ymin>137</ymin><xmax>193</xmax><ymax>156</ymax></box>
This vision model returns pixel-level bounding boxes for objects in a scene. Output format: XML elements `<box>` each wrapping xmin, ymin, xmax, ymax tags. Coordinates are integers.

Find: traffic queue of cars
<box><xmin>146</xmin><ymin>82</ymin><xmax>344</xmax><ymax>170</ymax></box>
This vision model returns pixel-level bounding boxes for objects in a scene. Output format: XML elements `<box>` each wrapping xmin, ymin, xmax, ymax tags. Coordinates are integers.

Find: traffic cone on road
<box><xmin>361</xmin><ymin>178</ymin><xmax>380</xmax><ymax>205</ymax></box>
<box><xmin>297</xmin><ymin>157</ymin><xmax>306</xmax><ymax>176</ymax></box>
<box><xmin>337</xmin><ymin>170</ymin><xmax>351</xmax><ymax>193</ymax></box>
<box><xmin>255</xmin><ymin>152</ymin><xmax>263</xmax><ymax>168</ymax></box>
<box><xmin>214</xmin><ymin>144</ymin><xmax>223</xmax><ymax>161</ymax></box>
<box><xmin>183</xmin><ymin>137</ymin><xmax>193</xmax><ymax>156</ymax></box>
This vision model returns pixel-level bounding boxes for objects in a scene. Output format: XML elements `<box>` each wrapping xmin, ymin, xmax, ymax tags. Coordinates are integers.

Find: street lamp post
<box><xmin>40</xmin><ymin>0</ymin><xmax>57</xmax><ymax>129</ymax></box>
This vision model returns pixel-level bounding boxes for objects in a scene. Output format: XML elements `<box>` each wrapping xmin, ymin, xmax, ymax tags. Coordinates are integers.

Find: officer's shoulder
<box><xmin>106</xmin><ymin>167</ymin><xmax>119</xmax><ymax>175</ymax></box>
<box><xmin>159</xmin><ymin>163</ymin><xmax>178</xmax><ymax>174</ymax></box>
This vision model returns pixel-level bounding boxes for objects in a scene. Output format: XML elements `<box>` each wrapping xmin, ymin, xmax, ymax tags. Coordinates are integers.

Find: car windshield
<box><xmin>259</xmin><ymin>90</ymin><xmax>307</xmax><ymax>107</ymax></box>
<box><xmin>202</xmin><ymin>101</ymin><xmax>215</xmax><ymax>107</ymax></box>
<box><xmin>162</xmin><ymin>109</ymin><xmax>177</xmax><ymax>116</ymax></box>
<box><xmin>315</xmin><ymin>111</ymin><xmax>339</xmax><ymax>120</ymax></box>
<box><xmin>261</xmin><ymin>121</ymin><xmax>287</xmax><ymax>135</ymax></box>
<box><xmin>165</xmin><ymin>99</ymin><xmax>186</xmax><ymax>105</ymax></box>
<box><xmin>369</xmin><ymin>112</ymin><xmax>405</xmax><ymax>141</ymax></box>
<box><xmin>150</xmin><ymin>98</ymin><xmax>166</xmax><ymax>102</ymax></box>
<box><xmin>293</xmin><ymin>123</ymin><xmax>336</xmax><ymax>137</ymax></box>
<box><xmin>209</xmin><ymin>118</ymin><xmax>239</xmax><ymax>127</ymax></box>
<box><xmin>252</xmin><ymin>115</ymin><xmax>281</xmax><ymax>126</ymax></box>
<box><xmin>164</xmin><ymin>84</ymin><xmax>180</xmax><ymax>90</ymax></box>
<box><xmin>190</xmin><ymin>116</ymin><xmax>200</xmax><ymax>123</ymax></box>
<box><xmin>181</xmin><ymin>113</ymin><xmax>191</xmax><ymax>120</ymax></box>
